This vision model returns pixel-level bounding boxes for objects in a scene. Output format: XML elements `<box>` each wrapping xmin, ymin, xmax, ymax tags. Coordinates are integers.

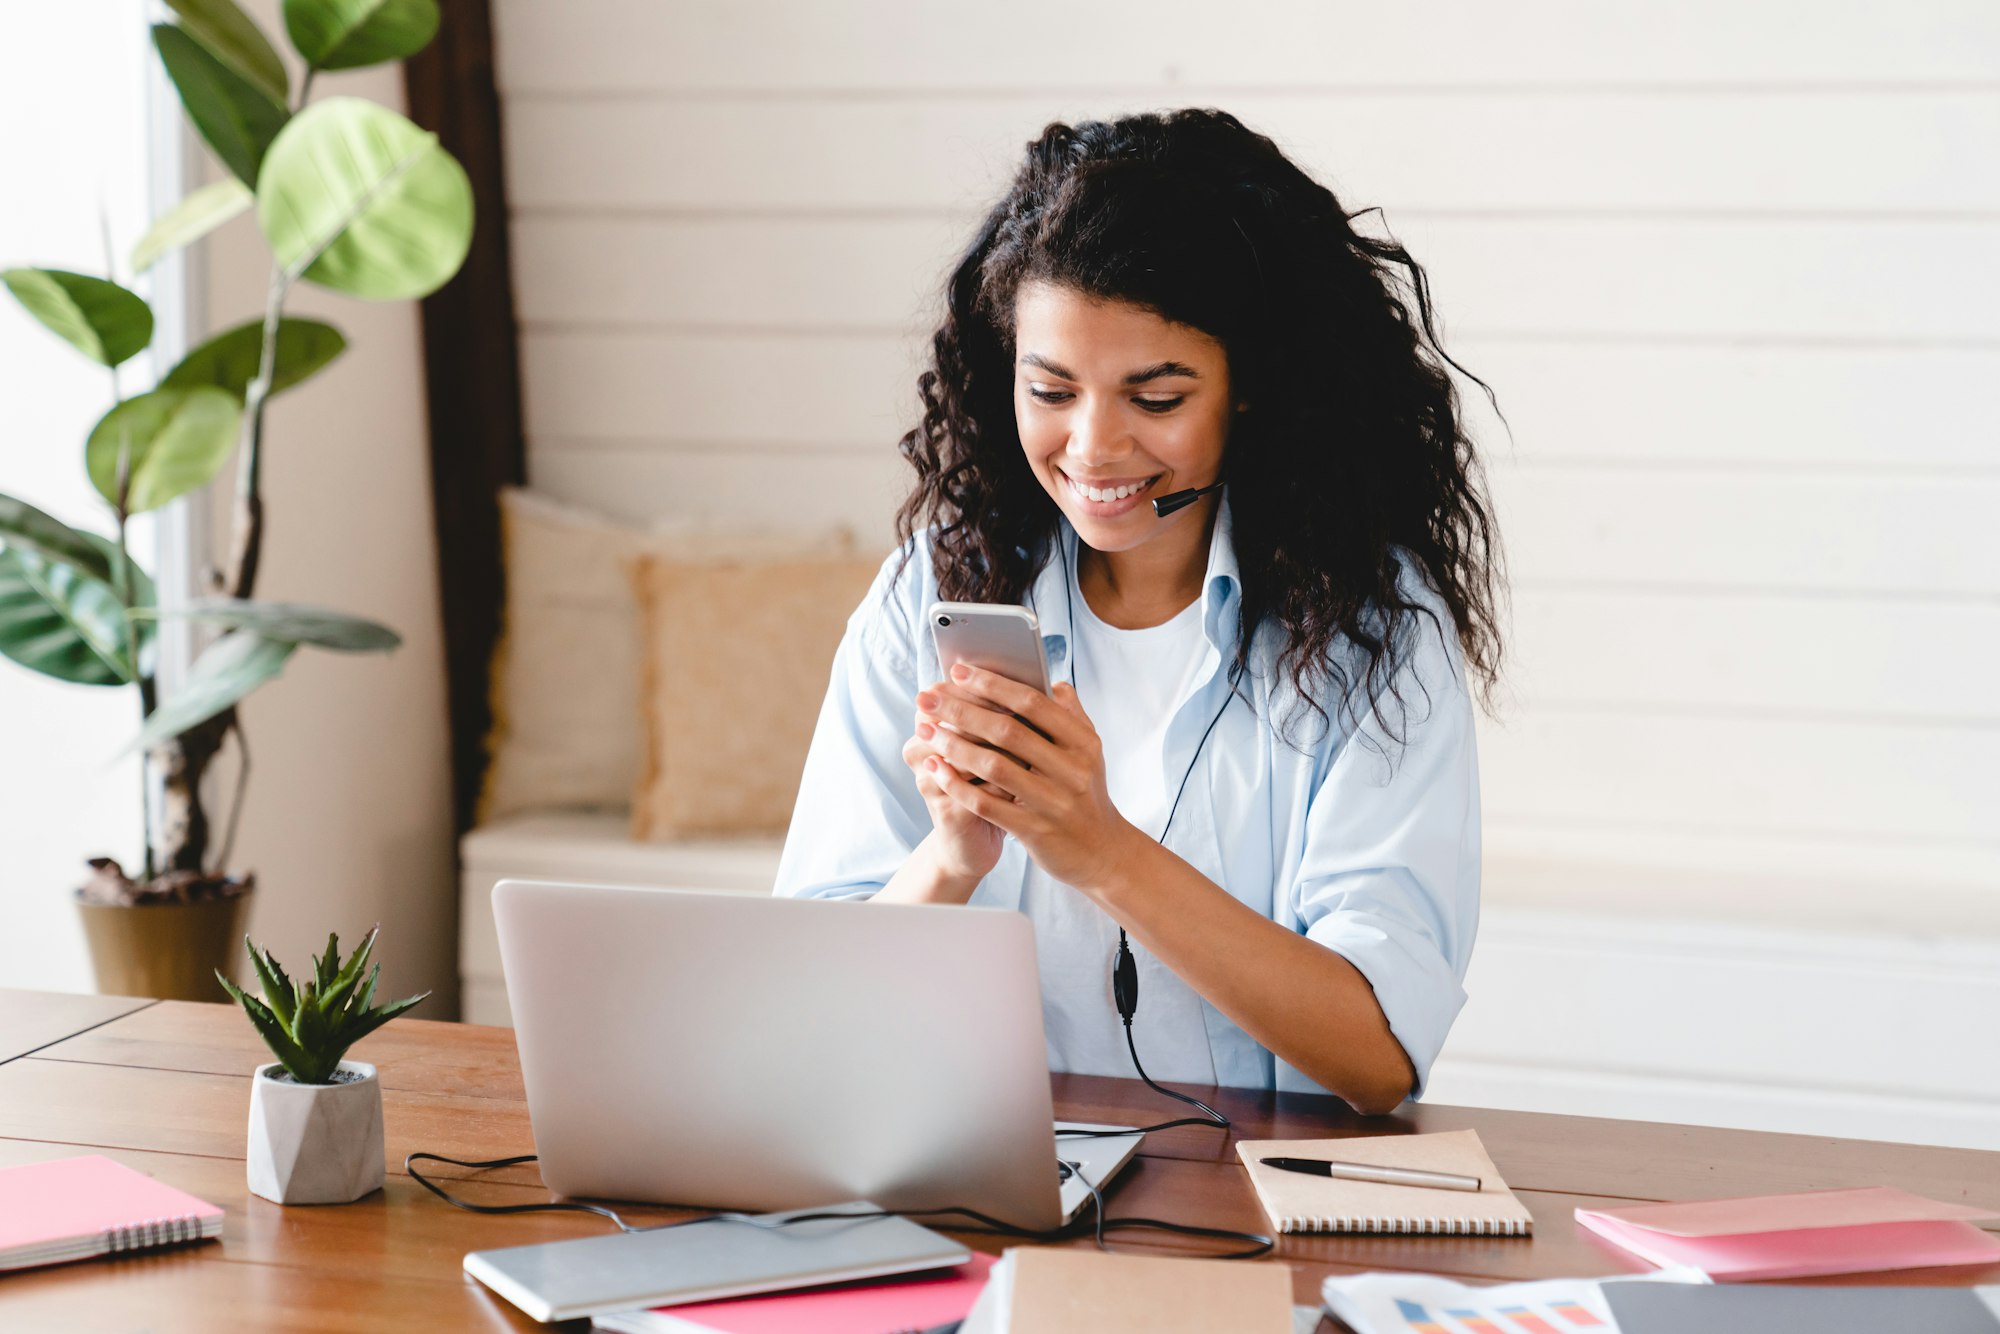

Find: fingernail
<box><xmin>916</xmin><ymin>690</ymin><xmax>937</xmax><ymax>709</ymax></box>
<box><xmin>951</xmin><ymin>662</ymin><xmax>971</xmax><ymax>682</ymax></box>
<box><xmin>925</xmin><ymin>757</ymin><xmax>939</xmax><ymax>772</ymax></box>
<box><xmin>916</xmin><ymin>721</ymin><xmax>934</xmax><ymax>739</ymax></box>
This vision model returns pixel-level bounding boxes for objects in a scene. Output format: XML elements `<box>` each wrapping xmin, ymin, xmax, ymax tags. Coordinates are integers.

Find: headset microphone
<box><xmin>1150</xmin><ymin>481</ymin><xmax>1224</xmax><ymax>517</ymax></box>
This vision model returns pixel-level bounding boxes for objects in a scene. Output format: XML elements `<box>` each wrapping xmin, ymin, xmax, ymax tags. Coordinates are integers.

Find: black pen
<box><xmin>1259</xmin><ymin>1156</ymin><xmax>1482</xmax><ymax>1192</ymax></box>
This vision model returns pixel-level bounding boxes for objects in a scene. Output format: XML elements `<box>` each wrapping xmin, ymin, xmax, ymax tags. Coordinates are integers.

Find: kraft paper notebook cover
<box><xmin>592</xmin><ymin>1252</ymin><xmax>994</xmax><ymax>1334</ymax></box>
<box><xmin>982</xmin><ymin>1247</ymin><xmax>1294</xmax><ymax>1334</ymax></box>
<box><xmin>1235</xmin><ymin>1129</ymin><xmax>1533</xmax><ymax>1236</ymax></box>
<box><xmin>1575</xmin><ymin>1186</ymin><xmax>2000</xmax><ymax>1281</ymax></box>
<box><xmin>0</xmin><ymin>1155</ymin><xmax>224</xmax><ymax>1271</ymax></box>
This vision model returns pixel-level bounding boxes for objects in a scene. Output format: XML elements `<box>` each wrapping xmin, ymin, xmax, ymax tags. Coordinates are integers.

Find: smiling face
<box><xmin>1012</xmin><ymin>279</ymin><xmax>1240</xmax><ymax>557</ymax></box>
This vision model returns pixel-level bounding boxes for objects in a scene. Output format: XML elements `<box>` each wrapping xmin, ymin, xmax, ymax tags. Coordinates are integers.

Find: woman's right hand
<box><xmin>903</xmin><ymin>704</ymin><xmax>1006</xmax><ymax>887</ymax></box>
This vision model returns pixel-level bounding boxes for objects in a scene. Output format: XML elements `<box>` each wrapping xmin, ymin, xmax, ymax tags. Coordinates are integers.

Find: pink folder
<box><xmin>1575</xmin><ymin>1186</ymin><xmax>2000</xmax><ymax>1281</ymax></box>
<box><xmin>611</xmin><ymin>1252</ymin><xmax>995</xmax><ymax>1333</ymax></box>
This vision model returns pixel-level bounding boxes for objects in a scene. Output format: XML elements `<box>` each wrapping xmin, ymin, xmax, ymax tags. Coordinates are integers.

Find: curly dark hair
<box><xmin>893</xmin><ymin>107</ymin><xmax>1510</xmax><ymax>753</ymax></box>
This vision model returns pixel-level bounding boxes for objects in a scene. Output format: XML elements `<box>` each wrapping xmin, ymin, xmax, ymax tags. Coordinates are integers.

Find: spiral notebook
<box><xmin>1235</xmin><ymin>1129</ymin><xmax>1533</xmax><ymax>1236</ymax></box>
<box><xmin>0</xmin><ymin>1155</ymin><xmax>224</xmax><ymax>1271</ymax></box>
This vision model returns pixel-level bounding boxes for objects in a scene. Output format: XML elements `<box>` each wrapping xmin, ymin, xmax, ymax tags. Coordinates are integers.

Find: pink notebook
<box><xmin>592</xmin><ymin>1253</ymin><xmax>994</xmax><ymax>1334</ymax></box>
<box><xmin>0</xmin><ymin>1155</ymin><xmax>224</xmax><ymax>1272</ymax></box>
<box><xmin>1576</xmin><ymin>1186</ymin><xmax>2000</xmax><ymax>1281</ymax></box>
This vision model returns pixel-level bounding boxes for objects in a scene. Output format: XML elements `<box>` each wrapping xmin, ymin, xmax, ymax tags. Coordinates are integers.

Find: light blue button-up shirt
<box><xmin>772</xmin><ymin>494</ymin><xmax>1481</xmax><ymax>1103</ymax></box>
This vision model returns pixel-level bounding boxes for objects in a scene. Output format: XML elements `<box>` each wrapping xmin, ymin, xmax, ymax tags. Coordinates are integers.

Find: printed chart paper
<box><xmin>1321</xmin><ymin>1268</ymin><xmax>1709</xmax><ymax>1334</ymax></box>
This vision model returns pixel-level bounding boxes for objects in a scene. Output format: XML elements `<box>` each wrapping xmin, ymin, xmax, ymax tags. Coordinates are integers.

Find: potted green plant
<box><xmin>0</xmin><ymin>0</ymin><xmax>471</xmax><ymax>998</ymax></box>
<box><xmin>217</xmin><ymin>925</ymin><xmax>429</xmax><ymax>1204</ymax></box>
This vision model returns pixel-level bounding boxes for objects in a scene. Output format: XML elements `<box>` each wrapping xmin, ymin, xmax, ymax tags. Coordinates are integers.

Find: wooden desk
<box><xmin>0</xmin><ymin>989</ymin><xmax>151</xmax><ymax>1064</ymax></box>
<box><xmin>2</xmin><ymin>995</ymin><xmax>1996</xmax><ymax>1331</ymax></box>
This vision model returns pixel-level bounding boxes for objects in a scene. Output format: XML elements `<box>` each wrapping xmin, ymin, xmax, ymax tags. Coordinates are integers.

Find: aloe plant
<box><xmin>216</xmin><ymin>927</ymin><xmax>430</xmax><ymax>1084</ymax></box>
<box><xmin>1</xmin><ymin>0</ymin><xmax>472</xmax><ymax>904</ymax></box>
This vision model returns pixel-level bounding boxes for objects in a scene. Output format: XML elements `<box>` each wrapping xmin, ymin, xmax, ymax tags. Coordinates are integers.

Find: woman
<box><xmin>774</xmin><ymin>109</ymin><xmax>1507</xmax><ymax>1116</ymax></box>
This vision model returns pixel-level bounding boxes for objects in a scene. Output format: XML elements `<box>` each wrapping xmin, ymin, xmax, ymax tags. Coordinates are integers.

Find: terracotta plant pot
<box><xmin>76</xmin><ymin>887</ymin><xmax>253</xmax><ymax>1001</ymax></box>
<box><xmin>246</xmin><ymin>1060</ymin><xmax>386</xmax><ymax>1205</ymax></box>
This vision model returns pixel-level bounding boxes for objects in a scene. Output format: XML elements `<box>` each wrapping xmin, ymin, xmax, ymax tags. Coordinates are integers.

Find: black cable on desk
<box><xmin>406</xmin><ymin>1151</ymin><xmax>1272</xmax><ymax>1259</ymax></box>
<box><xmin>1055</xmin><ymin>1021</ymin><xmax>1231</xmax><ymax>1139</ymax></box>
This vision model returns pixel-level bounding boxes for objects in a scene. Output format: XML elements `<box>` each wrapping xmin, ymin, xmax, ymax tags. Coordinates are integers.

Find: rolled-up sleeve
<box><xmin>772</xmin><ymin>548</ymin><xmax>932</xmax><ymax>901</ymax></box>
<box><xmin>1286</xmin><ymin>578</ymin><xmax>1481</xmax><ymax>1103</ymax></box>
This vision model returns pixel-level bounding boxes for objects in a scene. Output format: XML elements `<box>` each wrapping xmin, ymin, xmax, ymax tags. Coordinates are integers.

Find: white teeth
<box><xmin>1068</xmin><ymin>475</ymin><xmax>1153</xmax><ymax>504</ymax></box>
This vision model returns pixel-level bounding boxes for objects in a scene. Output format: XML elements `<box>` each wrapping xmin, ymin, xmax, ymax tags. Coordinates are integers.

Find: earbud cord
<box><xmin>1052</xmin><ymin>527</ymin><xmax>1239</xmax><ymax>1139</ymax></box>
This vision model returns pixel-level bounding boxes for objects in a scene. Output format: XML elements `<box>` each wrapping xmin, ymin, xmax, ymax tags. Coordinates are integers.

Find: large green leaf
<box><xmin>0</xmin><ymin>494</ymin><xmax>115</xmax><ymax>585</ymax></box>
<box><xmin>161</xmin><ymin>318</ymin><xmax>346</xmax><ymax>402</ymax></box>
<box><xmin>132</xmin><ymin>178</ymin><xmax>255</xmax><ymax>274</ymax></box>
<box><xmin>86</xmin><ymin>387</ymin><xmax>242</xmax><ymax>516</ymax></box>
<box><xmin>282</xmin><ymin>0</ymin><xmax>439</xmax><ymax>71</ymax></box>
<box><xmin>136</xmin><ymin>598</ymin><xmax>399</xmax><ymax>652</ymax></box>
<box><xmin>257</xmin><ymin>97</ymin><xmax>473</xmax><ymax>300</ymax></box>
<box><xmin>1</xmin><ymin>269</ymin><xmax>153</xmax><ymax>368</ymax></box>
<box><xmin>0</xmin><ymin>547</ymin><xmax>135</xmax><ymax>686</ymax></box>
<box><xmin>153</xmin><ymin>23</ymin><xmax>290</xmax><ymax>187</ymax></box>
<box><xmin>129</xmin><ymin>628</ymin><xmax>296</xmax><ymax>753</ymax></box>
<box><xmin>166</xmin><ymin>0</ymin><xmax>289</xmax><ymax>105</ymax></box>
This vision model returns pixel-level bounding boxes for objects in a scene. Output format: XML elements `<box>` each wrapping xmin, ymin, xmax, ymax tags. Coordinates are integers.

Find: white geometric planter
<box><xmin>245</xmin><ymin>1060</ymin><xmax>386</xmax><ymax>1205</ymax></box>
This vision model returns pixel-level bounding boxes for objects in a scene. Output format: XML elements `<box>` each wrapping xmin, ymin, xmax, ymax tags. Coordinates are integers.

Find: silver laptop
<box><xmin>492</xmin><ymin>879</ymin><xmax>1142</xmax><ymax>1232</ymax></box>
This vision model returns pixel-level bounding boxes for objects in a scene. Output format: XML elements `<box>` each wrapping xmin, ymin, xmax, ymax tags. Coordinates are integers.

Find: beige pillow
<box><xmin>628</xmin><ymin>548</ymin><xmax>885</xmax><ymax>840</ymax></box>
<box><xmin>475</xmin><ymin>487</ymin><xmax>857</xmax><ymax>824</ymax></box>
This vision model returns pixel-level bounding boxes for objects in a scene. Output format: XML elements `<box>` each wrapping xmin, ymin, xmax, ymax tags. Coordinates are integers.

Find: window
<box><xmin>0</xmin><ymin>4</ymin><xmax>181</xmax><ymax>989</ymax></box>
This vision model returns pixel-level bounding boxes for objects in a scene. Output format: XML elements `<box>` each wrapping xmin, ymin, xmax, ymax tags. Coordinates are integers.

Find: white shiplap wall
<box><xmin>486</xmin><ymin>1</ymin><xmax>2000</xmax><ymax>1143</ymax></box>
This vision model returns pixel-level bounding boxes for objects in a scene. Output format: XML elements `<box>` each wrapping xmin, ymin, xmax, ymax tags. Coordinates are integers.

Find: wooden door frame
<box><xmin>402</xmin><ymin>0</ymin><xmax>526</xmax><ymax>838</ymax></box>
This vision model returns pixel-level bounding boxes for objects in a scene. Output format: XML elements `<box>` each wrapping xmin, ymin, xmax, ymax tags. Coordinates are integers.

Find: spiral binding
<box><xmin>1292</xmin><ymin>1215</ymin><xmax>1531</xmax><ymax>1236</ymax></box>
<box><xmin>102</xmin><ymin>1214</ymin><xmax>204</xmax><ymax>1254</ymax></box>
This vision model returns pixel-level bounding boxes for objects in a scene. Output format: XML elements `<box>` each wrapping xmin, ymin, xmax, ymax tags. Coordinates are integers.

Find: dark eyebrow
<box><xmin>1018</xmin><ymin>354</ymin><xmax>1202</xmax><ymax>386</ymax></box>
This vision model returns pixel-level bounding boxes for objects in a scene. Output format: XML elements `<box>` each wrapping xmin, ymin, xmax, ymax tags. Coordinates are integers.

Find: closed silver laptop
<box><xmin>492</xmin><ymin>880</ymin><xmax>1141</xmax><ymax>1232</ymax></box>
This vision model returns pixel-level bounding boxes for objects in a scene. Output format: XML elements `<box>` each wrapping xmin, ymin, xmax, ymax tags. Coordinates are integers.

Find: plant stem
<box><xmin>116</xmin><ymin>507</ymin><xmax>158</xmax><ymax>883</ymax></box>
<box><xmin>106</xmin><ymin>359</ymin><xmax>158</xmax><ymax>883</ymax></box>
<box><xmin>224</xmin><ymin>67</ymin><xmax>317</xmax><ymax>597</ymax></box>
<box><xmin>214</xmin><ymin>714</ymin><xmax>249</xmax><ymax>874</ymax></box>
<box><xmin>190</xmin><ymin>261</ymin><xmax>284</xmax><ymax>876</ymax></box>
<box><xmin>226</xmin><ymin>260</ymin><xmax>289</xmax><ymax>601</ymax></box>
<box><xmin>202</xmin><ymin>68</ymin><xmax>317</xmax><ymax>873</ymax></box>
<box><xmin>166</xmin><ymin>66</ymin><xmax>326</xmax><ymax>878</ymax></box>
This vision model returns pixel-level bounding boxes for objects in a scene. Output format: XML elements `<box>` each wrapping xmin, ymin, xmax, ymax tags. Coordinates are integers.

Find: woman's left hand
<box><xmin>916</xmin><ymin>662</ymin><xmax>1142</xmax><ymax>894</ymax></box>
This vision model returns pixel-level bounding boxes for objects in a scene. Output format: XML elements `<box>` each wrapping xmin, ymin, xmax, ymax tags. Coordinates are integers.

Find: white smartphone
<box><xmin>926</xmin><ymin>603</ymin><xmax>1052</xmax><ymax>785</ymax></box>
<box><xmin>927</xmin><ymin>602</ymin><xmax>1051</xmax><ymax>695</ymax></box>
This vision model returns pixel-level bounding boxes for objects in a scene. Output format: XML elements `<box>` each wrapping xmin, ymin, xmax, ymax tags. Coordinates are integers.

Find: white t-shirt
<box><xmin>1017</xmin><ymin>589</ymin><xmax>1220</xmax><ymax>1084</ymax></box>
